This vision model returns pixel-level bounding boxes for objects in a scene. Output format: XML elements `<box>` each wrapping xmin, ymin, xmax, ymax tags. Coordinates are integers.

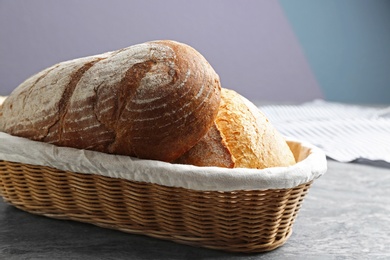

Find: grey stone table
<box><xmin>1</xmin><ymin>160</ymin><xmax>389</xmax><ymax>259</ymax></box>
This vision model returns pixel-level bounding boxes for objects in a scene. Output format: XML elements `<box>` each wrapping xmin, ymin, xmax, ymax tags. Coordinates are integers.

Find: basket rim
<box><xmin>0</xmin><ymin>132</ymin><xmax>326</xmax><ymax>191</ymax></box>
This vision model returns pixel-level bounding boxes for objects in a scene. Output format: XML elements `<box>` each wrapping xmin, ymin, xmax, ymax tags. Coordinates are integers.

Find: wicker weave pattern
<box><xmin>0</xmin><ymin>160</ymin><xmax>312</xmax><ymax>253</ymax></box>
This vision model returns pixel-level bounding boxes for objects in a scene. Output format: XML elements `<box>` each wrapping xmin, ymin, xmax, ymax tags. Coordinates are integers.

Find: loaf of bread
<box><xmin>0</xmin><ymin>40</ymin><xmax>221</xmax><ymax>162</ymax></box>
<box><xmin>175</xmin><ymin>88</ymin><xmax>296</xmax><ymax>169</ymax></box>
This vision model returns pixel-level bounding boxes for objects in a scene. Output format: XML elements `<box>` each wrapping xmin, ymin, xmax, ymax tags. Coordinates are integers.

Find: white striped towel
<box><xmin>259</xmin><ymin>100</ymin><xmax>390</xmax><ymax>166</ymax></box>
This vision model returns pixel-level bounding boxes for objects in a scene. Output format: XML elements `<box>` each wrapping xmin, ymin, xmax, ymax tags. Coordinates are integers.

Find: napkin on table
<box><xmin>259</xmin><ymin>100</ymin><xmax>390</xmax><ymax>167</ymax></box>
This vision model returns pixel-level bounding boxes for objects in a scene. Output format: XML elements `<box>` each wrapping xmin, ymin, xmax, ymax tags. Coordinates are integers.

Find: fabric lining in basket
<box><xmin>0</xmin><ymin>132</ymin><xmax>326</xmax><ymax>191</ymax></box>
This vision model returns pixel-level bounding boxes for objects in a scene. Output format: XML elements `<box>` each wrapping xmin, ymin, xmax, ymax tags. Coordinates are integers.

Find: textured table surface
<box><xmin>1</xmin><ymin>160</ymin><xmax>389</xmax><ymax>259</ymax></box>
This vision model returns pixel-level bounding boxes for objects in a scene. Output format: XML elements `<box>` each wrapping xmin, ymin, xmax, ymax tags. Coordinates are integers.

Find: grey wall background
<box><xmin>0</xmin><ymin>0</ymin><xmax>322</xmax><ymax>102</ymax></box>
<box><xmin>279</xmin><ymin>0</ymin><xmax>390</xmax><ymax>104</ymax></box>
<box><xmin>1</xmin><ymin>0</ymin><xmax>389</xmax><ymax>104</ymax></box>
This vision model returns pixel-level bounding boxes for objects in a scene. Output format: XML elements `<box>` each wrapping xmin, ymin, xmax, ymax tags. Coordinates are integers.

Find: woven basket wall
<box><xmin>0</xmin><ymin>160</ymin><xmax>312</xmax><ymax>253</ymax></box>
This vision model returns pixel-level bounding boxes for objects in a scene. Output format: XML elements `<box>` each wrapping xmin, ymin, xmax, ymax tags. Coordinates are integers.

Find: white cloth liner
<box><xmin>0</xmin><ymin>132</ymin><xmax>326</xmax><ymax>191</ymax></box>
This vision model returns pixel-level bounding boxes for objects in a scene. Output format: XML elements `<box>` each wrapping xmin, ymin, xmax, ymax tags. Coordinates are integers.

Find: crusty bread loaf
<box><xmin>0</xmin><ymin>40</ymin><xmax>221</xmax><ymax>162</ymax></box>
<box><xmin>175</xmin><ymin>88</ymin><xmax>296</xmax><ymax>169</ymax></box>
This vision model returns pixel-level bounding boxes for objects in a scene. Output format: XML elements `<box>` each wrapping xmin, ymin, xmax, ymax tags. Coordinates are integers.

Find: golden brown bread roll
<box><xmin>0</xmin><ymin>40</ymin><xmax>221</xmax><ymax>162</ymax></box>
<box><xmin>175</xmin><ymin>88</ymin><xmax>296</xmax><ymax>169</ymax></box>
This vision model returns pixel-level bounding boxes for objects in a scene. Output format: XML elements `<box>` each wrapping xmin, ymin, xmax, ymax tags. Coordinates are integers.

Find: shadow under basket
<box><xmin>0</xmin><ymin>160</ymin><xmax>312</xmax><ymax>253</ymax></box>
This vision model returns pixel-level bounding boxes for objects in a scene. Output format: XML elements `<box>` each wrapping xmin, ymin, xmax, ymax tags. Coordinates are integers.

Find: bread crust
<box><xmin>176</xmin><ymin>88</ymin><xmax>296</xmax><ymax>169</ymax></box>
<box><xmin>174</xmin><ymin>123</ymin><xmax>235</xmax><ymax>167</ymax></box>
<box><xmin>0</xmin><ymin>40</ymin><xmax>221</xmax><ymax>162</ymax></box>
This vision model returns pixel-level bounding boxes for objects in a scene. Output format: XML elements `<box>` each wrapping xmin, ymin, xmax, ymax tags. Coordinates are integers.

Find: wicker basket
<box><xmin>0</xmin><ymin>134</ymin><xmax>326</xmax><ymax>253</ymax></box>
